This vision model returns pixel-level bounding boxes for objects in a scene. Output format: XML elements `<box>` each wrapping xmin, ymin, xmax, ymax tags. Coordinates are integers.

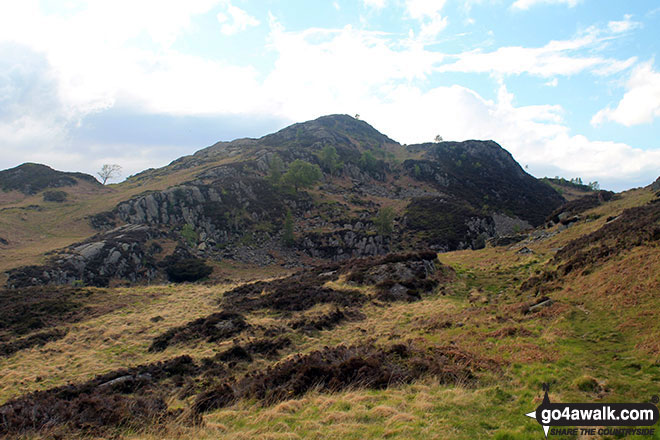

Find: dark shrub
<box><xmin>165</xmin><ymin>257</ymin><xmax>213</xmax><ymax>282</ymax></box>
<box><xmin>43</xmin><ymin>190</ymin><xmax>67</xmax><ymax>202</ymax></box>
<box><xmin>149</xmin><ymin>312</ymin><xmax>247</xmax><ymax>352</ymax></box>
<box><xmin>194</xmin><ymin>342</ymin><xmax>497</xmax><ymax>413</ymax></box>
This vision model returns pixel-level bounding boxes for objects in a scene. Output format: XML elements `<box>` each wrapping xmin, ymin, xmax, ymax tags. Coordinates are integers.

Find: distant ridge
<box><xmin>0</xmin><ymin>163</ymin><xmax>100</xmax><ymax>195</ymax></box>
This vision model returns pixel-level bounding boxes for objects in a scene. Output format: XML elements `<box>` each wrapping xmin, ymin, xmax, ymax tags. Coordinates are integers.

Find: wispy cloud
<box><xmin>436</xmin><ymin>23</ymin><xmax>637</xmax><ymax>78</ymax></box>
<box><xmin>607</xmin><ymin>14</ymin><xmax>641</xmax><ymax>33</ymax></box>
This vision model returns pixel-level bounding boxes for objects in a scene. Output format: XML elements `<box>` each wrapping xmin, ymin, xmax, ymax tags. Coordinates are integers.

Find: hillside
<box><xmin>0</xmin><ymin>178</ymin><xmax>658</xmax><ymax>439</ymax></box>
<box><xmin>540</xmin><ymin>177</ymin><xmax>596</xmax><ymax>201</ymax></box>
<box><xmin>1</xmin><ymin>115</ymin><xmax>564</xmax><ymax>289</ymax></box>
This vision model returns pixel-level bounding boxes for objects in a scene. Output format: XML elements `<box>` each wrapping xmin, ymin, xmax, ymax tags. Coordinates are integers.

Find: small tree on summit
<box><xmin>97</xmin><ymin>164</ymin><xmax>122</xmax><ymax>184</ymax></box>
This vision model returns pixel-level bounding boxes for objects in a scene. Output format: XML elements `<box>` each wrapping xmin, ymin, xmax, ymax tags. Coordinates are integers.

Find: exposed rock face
<box><xmin>491</xmin><ymin>213</ymin><xmax>532</xmax><ymax>236</ymax></box>
<box><xmin>400</xmin><ymin>140</ymin><xmax>564</xmax><ymax>251</ymax></box>
<box><xmin>6</xmin><ymin>225</ymin><xmax>163</xmax><ymax>288</ymax></box>
<box><xmin>115</xmin><ymin>171</ymin><xmax>293</xmax><ymax>247</ymax></box>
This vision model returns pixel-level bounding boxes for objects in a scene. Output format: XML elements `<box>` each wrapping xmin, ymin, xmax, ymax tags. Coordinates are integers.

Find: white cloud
<box><xmin>362</xmin><ymin>0</ymin><xmax>386</xmax><ymax>8</ymax></box>
<box><xmin>511</xmin><ymin>0</ymin><xmax>579</xmax><ymax>11</ymax></box>
<box><xmin>592</xmin><ymin>62</ymin><xmax>660</xmax><ymax>126</ymax></box>
<box><xmin>0</xmin><ymin>0</ymin><xmax>228</xmax><ymax>119</ymax></box>
<box><xmin>545</xmin><ymin>78</ymin><xmax>558</xmax><ymax>87</ymax></box>
<box><xmin>217</xmin><ymin>2</ymin><xmax>260</xmax><ymax>36</ymax></box>
<box><xmin>262</xmin><ymin>22</ymin><xmax>443</xmax><ymax>120</ymax></box>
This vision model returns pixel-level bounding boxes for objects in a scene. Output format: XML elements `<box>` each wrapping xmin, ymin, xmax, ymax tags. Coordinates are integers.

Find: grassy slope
<box><xmin>540</xmin><ymin>178</ymin><xmax>595</xmax><ymax>202</ymax></box>
<box><xmin>1</xmin><ymin>187</ymin><xmax>659</xmax><ymax>439</ymax></box>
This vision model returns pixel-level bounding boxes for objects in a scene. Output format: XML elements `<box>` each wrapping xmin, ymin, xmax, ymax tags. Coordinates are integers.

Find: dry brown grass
<box><xmin>0</xmin><ymin>282</ymin><xmax>235</xmax><ymax>404</ymax></box>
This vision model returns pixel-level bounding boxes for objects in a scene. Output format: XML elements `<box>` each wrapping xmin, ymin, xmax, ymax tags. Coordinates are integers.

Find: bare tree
<box><xmin>97</xmin><ymin>164</ymin><xmax>122</xmax><ymax>185</ymax></box>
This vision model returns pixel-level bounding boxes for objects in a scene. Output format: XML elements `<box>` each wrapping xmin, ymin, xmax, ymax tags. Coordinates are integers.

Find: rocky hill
<box><xmin>3</xmin><ymin>115</ymin><xmax>565</xmax><ymax>288</ymax></box>
<box><xmin>0</xmin><ymin>163</ymin><xmax>100</xmax><ymax>195</ymax></box>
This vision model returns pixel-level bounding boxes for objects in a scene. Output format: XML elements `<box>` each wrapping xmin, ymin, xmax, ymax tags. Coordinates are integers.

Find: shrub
<box><xmin>282</xmin><ymin>210</ymin><xmax>295</xmax><ymax>246</ymax></box>
<box><xmin>180</xmin><ymin>224</ymin><xmax>198</xmax><ymax>246</ymax></box>
<box><xmin>268</xmin><ymin>154</ymin><xmax>285</xmax><ymax>184</ymax></box>
<box><xmin>43</xmin><ymin>190</ymin><xmax>67</xmax><ymax>202</ymax></box>
<box><xmin>282</xmin><ymin>160</ymin><xmax>322</xmax><ymax>191</ymax></box>
<box><xmin>373</xmin><ymin>206</ymin><xmax>396</xmax><ymax>236</ymax></box>
<box><xmin>164</xmin><ymin>257</ymin><xmax>212</xmax><ymax>283</ymax></box>
<box><xmin>318</xmin><ymin>145</ymin><xmax>343</xmax><ymax>175</ymax></box>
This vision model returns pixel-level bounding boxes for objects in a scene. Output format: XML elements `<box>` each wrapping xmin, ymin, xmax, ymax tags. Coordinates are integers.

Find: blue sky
<box><xmin>0</xmin><ymin>0</ymin><xmax>659</xmax><ymax>190</ymax></box>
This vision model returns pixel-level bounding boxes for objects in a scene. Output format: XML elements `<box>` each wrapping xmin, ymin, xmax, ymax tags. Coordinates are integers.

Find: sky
<box><xmin>0</xmin><ymin>1</ymin><xmax>659</xmax><ymax>191</ymax></box>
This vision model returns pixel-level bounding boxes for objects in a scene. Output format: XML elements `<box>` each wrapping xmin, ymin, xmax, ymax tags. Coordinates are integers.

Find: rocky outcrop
<box><xmin>5</xmin><ymin>115</ymin><xmax>573</xmax><ymax>287</ymax></box>
<box><xmin>404</xmin><ymin>196</ymin><xmax>496</xmax><ymax>251</ymax></box>
<box><xmin>300</xmin><ymin>229</ymin><xmax>389</xmax><ymax>260</ymax></box>
<box><xmin>6</xmin><ymin>225</ymin><xmax>163</xmax><ymax>288</ymax></box>
<box><xmin>651</xmin><ymin>176</ymin><xmax>660</xmax><ymax>192</ymax></box>
<box><xmin>342</xmin><ymin>251</ymin><xmax>451</xmax><ymax>302</ymax></box>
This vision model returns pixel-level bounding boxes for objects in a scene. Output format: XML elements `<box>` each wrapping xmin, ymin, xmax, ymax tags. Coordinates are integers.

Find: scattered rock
<box><xmin>489</xmin><ymin>234</ymin><xmax>527</xmax><ymax>247</ymax></box>
<box><xmin>525</xmin><ymin>298</ymin><xmax>554</xmax><ymax>314</ymax></box>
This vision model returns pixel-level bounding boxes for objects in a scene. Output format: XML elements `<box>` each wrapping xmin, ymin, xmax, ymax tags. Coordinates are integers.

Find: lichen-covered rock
<box><xmin>300</xmin><ymin>229</ymin><xmax>389</xmax><ymax>260</ymax></box>
<box><xmin>5</xmin><ymin>225</ymin><xmax>162</xmax><ymax>288</ymax></box>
